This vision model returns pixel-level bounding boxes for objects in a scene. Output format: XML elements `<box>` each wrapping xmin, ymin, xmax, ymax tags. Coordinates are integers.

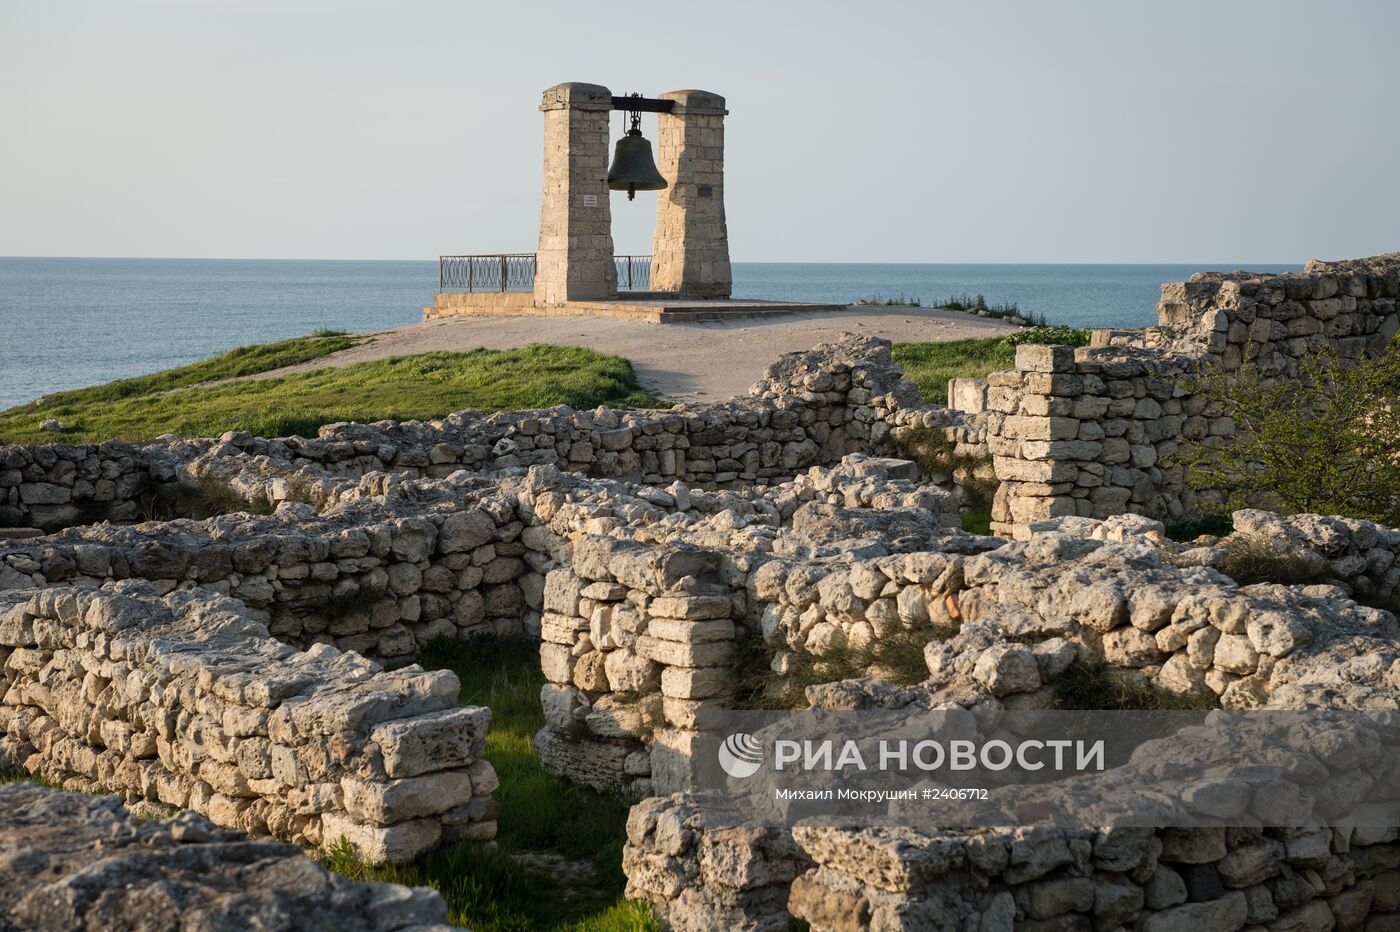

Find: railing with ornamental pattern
<box><xmin>438</xmin><ymin>254</ymin><xmax>652</xmax><ymax>293</ymax></box>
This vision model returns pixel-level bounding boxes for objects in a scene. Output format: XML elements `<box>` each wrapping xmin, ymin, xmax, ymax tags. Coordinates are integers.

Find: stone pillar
<box><xmin>651</xmin><ymin>90</ymin><xmax>731</xmax><ymax>298</ymax></box>
<box><xmin>534</xmin><ymin>83</ymin><xmax>616</xmax><ymax>306</ymax></box>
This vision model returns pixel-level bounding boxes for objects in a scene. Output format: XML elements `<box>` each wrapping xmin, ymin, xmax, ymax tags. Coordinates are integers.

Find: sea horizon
<box><xmin>2</xmin><ymin>254</ymin><xmax>1307</xmax><ymax>266</ymax></box>
<box><xmin>0</xmin><ymin>256</ymin><xmax>1304</xmax><ymax>409</ymax></box>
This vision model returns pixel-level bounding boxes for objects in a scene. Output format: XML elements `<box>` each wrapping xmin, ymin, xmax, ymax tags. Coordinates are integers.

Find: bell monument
<box><xmin>425</xmin><ymin>82</ymin><xmax>843</xmax><ymax>322</ymax></box>
<box><xmin>534</xmin><ymin>83</ymin><xmax>731</xmax><ymax>306</ymax></box>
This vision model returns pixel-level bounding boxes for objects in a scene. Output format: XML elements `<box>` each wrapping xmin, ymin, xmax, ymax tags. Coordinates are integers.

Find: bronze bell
<box><xmin>607</xmin><ymin>109</ymin><xmax>667</xmax><ymax>201</ymax></box>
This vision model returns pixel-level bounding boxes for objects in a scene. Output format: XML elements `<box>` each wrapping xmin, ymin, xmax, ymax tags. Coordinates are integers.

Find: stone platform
<box><xmin>423</xmin><ymin>291</ymin><xmax>848</xmax><ymax>324</ymax></box>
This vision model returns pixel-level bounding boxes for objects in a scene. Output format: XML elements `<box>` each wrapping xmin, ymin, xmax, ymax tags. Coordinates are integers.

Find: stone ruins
<box><xmin>2</xmin><ymin>254</ymin><xmax>1398</xmax><ymax>929</ymax></box>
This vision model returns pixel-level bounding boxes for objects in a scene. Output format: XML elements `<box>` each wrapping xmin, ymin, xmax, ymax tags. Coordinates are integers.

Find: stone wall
<box><xmin>627</xmin><ymin>792</ymin><xmax>1400</xmax><ymax>932</ymax></box>
<box><xmin>0</xmin><ymin>582</ymin><xmax>498</xmax><ymax>863</ymax></box>
<box><xmin>3</xmin><ymin>334</ymin><xmax>984</xmax><ymax>533</ymax></box>
<box><xmin>624</xmin><ymin>793</ymin><xmax>811</xmax><ymax>932</ymax></box>
<box><xmin>744</xmin><ymin>509</ymin><xmax>1398</xmax><ymax>714</ymax></box>
<box><xmin>535</xmin><ymin>539</ymin><xmax>742</xmax><ymax>800</ymax></box>
<box><xmin>1206</xmin><ymin>510</ymin><xmax>1400</xmax><ymax>610</ymax></box>
<box><xmin>522</xmin><ymin>454</ymin><xmax>964</xmax><ymax>798</ymax></box>
<box><xmin>0</xmin><ymin>480</ymin><xmax>540</xmax><ymax>663</ymax></box>
<box><xmin>986</xmin><ymin>254</ymin><xmax>1400</xmax><ymax>536</ymax></box>
<box><xmin>620</xmin><ymin>507</ymin><xmax>1400</xmax><ymax>929</ymax></box>
<box><xmin>0</xmin><ymin>783</ymin><xmax>461</xmax><ymax>931</ymax></box>
<box><xmin>787</xmin><ymin>820</ymin><xmax>1398</xmax><ymax>932</ymax></box>
<box><xmin>1</xmin><ymin>438</ymin><xmax>211</xmax><ymax>531</ymax></box>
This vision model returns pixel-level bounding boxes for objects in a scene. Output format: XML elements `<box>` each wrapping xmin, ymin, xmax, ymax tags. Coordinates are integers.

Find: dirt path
<box><xmin>236</xmin><ymin>307</ymin><xmax>1017</xmax><ymax>402</ymax></box>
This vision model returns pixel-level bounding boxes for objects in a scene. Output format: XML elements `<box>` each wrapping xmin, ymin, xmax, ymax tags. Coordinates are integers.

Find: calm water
<box><xmin>0</xmin><ymin>257</ymin><xmax>1300</xmax><ymax>410</ymax></box>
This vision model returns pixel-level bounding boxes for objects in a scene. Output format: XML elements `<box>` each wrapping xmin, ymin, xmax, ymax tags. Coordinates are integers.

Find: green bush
<box><xmin>1214</xmin><ymin>534</ymin><xmax>1327</xmax><ymax>587</ymax></box>
<box><xmin>855</xmin><ymin>292</ymin><xmax>923</xmax><ymax>307</ymax></box>
<box><xmin>1175</xmin><ymin>340</ymin><xmax>1400</xmax><ymax>525</ymax></box>
<box><xmin>1001</xmin><ymin>326</ymin><xmax>1092</xmax><ymax>347</ymax></box>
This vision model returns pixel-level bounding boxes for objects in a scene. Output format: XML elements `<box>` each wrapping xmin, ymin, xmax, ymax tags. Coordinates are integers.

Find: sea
<box><xmin>0</xmin><ymin>257</ymin><xmax>1302</xmax><ymax>410</ymax></box>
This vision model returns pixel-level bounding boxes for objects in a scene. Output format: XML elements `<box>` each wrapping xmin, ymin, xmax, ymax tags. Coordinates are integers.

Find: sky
<box><xmin>1</xmin><ymin>0</ymin><xmax>1397</xmax><ymax>264</ymax></box>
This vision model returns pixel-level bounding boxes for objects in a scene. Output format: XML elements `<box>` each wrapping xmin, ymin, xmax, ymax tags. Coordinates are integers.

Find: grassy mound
<box><xmin>0</xmin><ymin>326</ymin><xmax>1096</xmax><ymax>444</ymax></box>
<box><xmin>1</xmin><ymin>342</ymin><xmax>664</xmax><ymax>443</ymax></box>
<box><xmin>14</xmin><ymin>329</ymin><xmax>365</xmax><ymax>408</ymax></box>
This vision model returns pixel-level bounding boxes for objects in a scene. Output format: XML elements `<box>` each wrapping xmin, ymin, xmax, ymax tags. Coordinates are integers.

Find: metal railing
<box><xmin>615</xmin><ymin>255</ymin><xmax>652</xmax><ymax>291</ymax></box>
<box><xmin>439</xmin><ymin>254</ymin><xmax>537</xmax><ymax>293</ymax></box>
<box><xmin>438</xmin><ymin>253</ymin><xmax>653</xmax><ymax>293</ymax></box>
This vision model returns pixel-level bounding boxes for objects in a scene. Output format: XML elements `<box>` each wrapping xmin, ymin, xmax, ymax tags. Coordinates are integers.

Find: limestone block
<box><xmin>604</xmin><ymin>649</ymin><xmax>661</xmax><ymax>692</ymax></box>
<box><xmin>972</xmin><ymin>644</ymin><xmax>1040</xmax><ymax>696</ymax></box>
<box><xmin>636</xmin><ymin>635</ymin><xmax>735</xmax><ymax>668</ymax></box>
<box><xmin>573</xmin><ymin>650</ymin><xmax>610</xmax><ymax>691</ymax></box>
<box><xmin>1141</xmin><ymin>891</ymin><xmax>1247</xmax><ymax>932</ymax></box>
<box><xmin>540</xmin><ymin>643</ymin><xmax>577</xmax><ymax>683</ymax></box>
<box><xmin>320</xmin><ymin>811</ymin><xmax>442</xmax><ymax>863</ymax></box>
<box><xmin>1015</xmin><ymin>344</ymin><xmax>1076</xmax><ymax>373</ymax></box>
<box><xmin>341</xmin><ymin>770</ymin><xmax>473</xmax><ymax>824</ymax></box>
<box><xmin>661</xmin><ymin>665</ymin><xmax>732</xmax><ymax>700</ymax></box>
<box><xmin>370</xmin><ymin>706</ymin><xmax>490</xmax><ymax>778</ymax></box>
<box><xmin>646</xmin><ymin>617</ymin><xmax>735</xmax><ymax>643</ymax></box>
<box><xmin>648</xmin><ymin>594</ymin><xmax>731</xmax><ymax>619</ymax></box>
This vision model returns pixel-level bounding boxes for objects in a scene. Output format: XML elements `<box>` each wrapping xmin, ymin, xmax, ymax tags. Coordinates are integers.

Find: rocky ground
<box><xmin>0</xmin><ymin>782</ymin><xmax>458</xmax><ymax>931</ymax></box>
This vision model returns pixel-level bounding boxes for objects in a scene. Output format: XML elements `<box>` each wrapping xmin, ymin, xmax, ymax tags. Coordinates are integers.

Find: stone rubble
<box><xmin>0</xmin><ymin>782</ymin><xmax>459</xmax><ymax>931</ymax></box>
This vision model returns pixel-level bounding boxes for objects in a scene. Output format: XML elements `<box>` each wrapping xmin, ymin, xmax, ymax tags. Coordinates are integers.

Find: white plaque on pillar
<box><xmin>582</xmin><ymin>194</ymin><xmax>598</xmax><ymax>207</ymax></box>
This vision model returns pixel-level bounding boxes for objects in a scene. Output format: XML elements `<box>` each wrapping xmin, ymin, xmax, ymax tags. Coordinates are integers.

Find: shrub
<box><xmin>1163</xmin><ymin>513</ymin><xmax>1234</xmax><ymax>542</ymax></box>
<box><xmin>1215</xmin><ymin>534</ymin><xmax>1327</xmax><ymax>587</ymax></box>
<box><xmin>1001</xmin><ymin>326</ymin><xmax>1092</xmax><ymax>347</ymax></box>
<box><xmin>1175</xmin><ymin>340</ymin><xmax>1400</xmax><ymax>524</ymax></box>
<box><xmin>855</xmin><ymin>293</ymin><xmax>922</xmax><ymax>307</ymax></box>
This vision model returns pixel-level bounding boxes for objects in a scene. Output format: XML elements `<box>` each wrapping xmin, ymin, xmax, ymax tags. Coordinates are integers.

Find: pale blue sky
<box><xmin>2</xmin><ymin>0</ymin><xmax>1396</xmax><ymax>263</ymax></box>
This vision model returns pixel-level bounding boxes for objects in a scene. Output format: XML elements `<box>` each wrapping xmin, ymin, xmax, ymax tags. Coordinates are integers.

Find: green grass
<box><xmin>891</xmin><ymin>328</ymin><xmax>1091</xmax><ymax>404</ymax></box>
<box><xmin>0</xmin><ymin>343</ymin><xmax>665</xmax><ymax>443</ymax></box>
<box><xmin>321</xmin><ymin>638</ymin><xmax>658</xmax><ymax>932</ymax></box>
<box><xmin>737</xmin><ymin>620</ymin><xmax>959</xmax><ymax>709</ymax></box>
<box><xmin>11</xmin><ymin>329</ymin><xmax>363</xmax><ymax>411</ymax></box>
<box><xmin>961</xmin><ymin>510</ymin><xmax>993</xmax><ymax>535</ymax></box>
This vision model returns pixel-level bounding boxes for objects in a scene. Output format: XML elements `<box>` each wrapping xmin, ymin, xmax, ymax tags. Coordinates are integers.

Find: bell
<box><xmin>607</xmin><ymin>114</ymin><xmax>667</xmax><ymax>201</ymax></box>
